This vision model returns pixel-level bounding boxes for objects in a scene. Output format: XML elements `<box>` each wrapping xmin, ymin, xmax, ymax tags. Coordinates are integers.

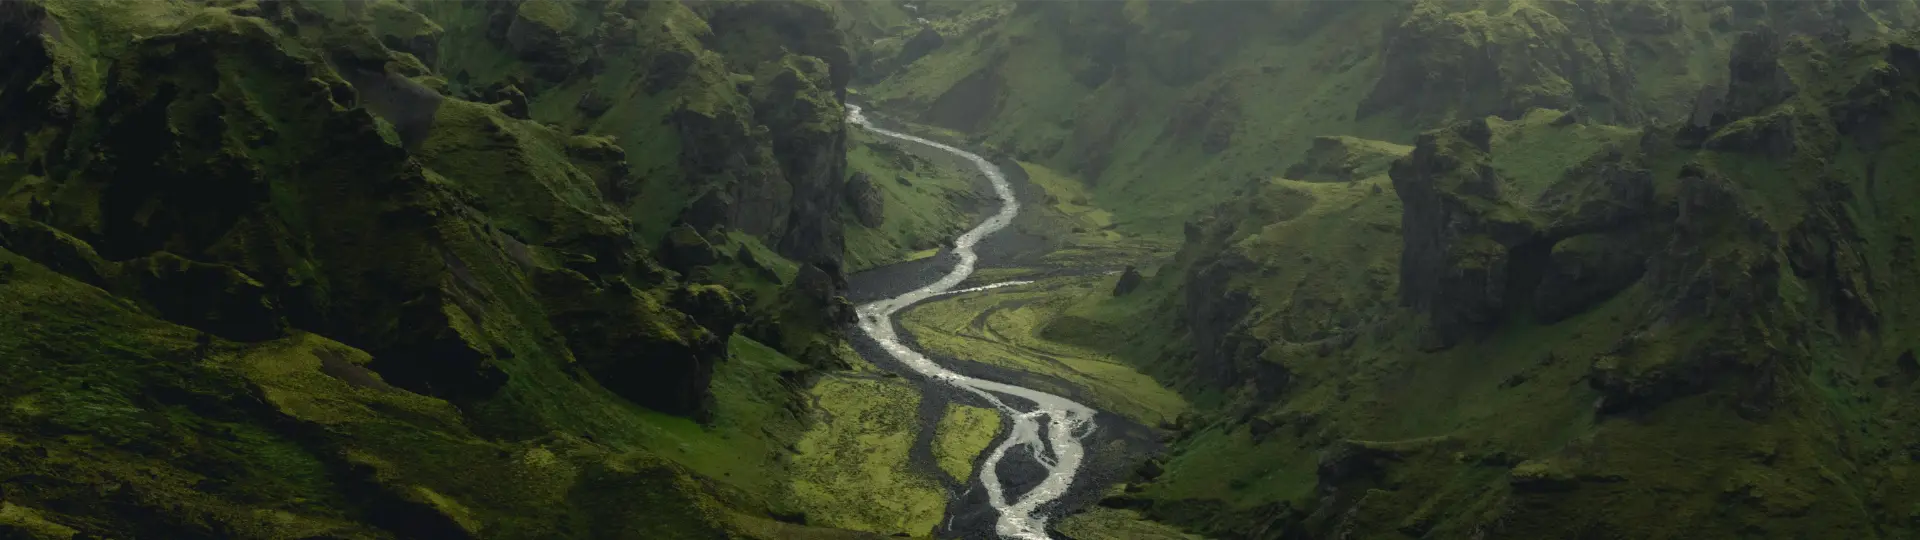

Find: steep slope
<box><xmin>0</xmin><ymin>0</ymin><xmax>884</xmax><ymax>537</ymax></box>
<box><xmin>860</xmin><ymin>0</ymin><xmax>1920</xmax><ymax>236</ymax></box>
<box><xmin>1082</xmin><ymin>29</ymin><xmax>1920</xmax><ymax>539</ymax></box>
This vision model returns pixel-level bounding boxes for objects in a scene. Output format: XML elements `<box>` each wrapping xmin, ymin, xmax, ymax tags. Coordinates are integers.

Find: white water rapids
<box><xmin>848</xmin><ymin>104</ymin><xmax>1097</xmax><ymax>540</ymax></box>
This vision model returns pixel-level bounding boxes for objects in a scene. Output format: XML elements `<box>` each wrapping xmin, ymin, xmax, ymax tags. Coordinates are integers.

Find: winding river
<box><xmin>847</xmin><ymin>104</ymin><xmax>1097</xmax><ymax>540</ymax></box>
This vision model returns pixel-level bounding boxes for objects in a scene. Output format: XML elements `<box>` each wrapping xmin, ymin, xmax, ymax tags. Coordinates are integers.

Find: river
<box><xmin>847</xmin><ymin>104</ymin><xmax>1098</xmax><ymax>540</ymax></box>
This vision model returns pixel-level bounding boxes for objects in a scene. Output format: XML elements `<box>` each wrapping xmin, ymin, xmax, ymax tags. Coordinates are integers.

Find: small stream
<box><xmin>848</xmin><ymin>104</ymin><xmax>1098</xmax><ymax>540</ymax></box>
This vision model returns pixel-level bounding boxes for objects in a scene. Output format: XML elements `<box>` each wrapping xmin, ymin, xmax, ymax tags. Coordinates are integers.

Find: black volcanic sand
<box><xmin>844</xmin><ymin>309</ymin><xmax>1165</xmax><ymax>540</ymax></box>
<box><xmin>972</xmin><ymin>157</ymin><xmax>1058</xmax><ymax>270</ymax></box>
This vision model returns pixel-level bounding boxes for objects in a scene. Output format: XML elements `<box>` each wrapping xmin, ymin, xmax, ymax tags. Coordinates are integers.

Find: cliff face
<box><xmin>1100</xmin><ymin>26</ymin><xmax>1920</xmax><ymax>539</ymax></box>
<box><xmin>0</xmin><ymin>0</ymin><xmax>869</xmax><ymax>537</ymax></box>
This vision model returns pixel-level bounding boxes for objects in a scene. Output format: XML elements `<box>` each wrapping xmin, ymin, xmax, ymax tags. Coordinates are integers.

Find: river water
<box><xmin>847</xmin><ymin>104</ymin><xmax>1098</xmax><ymax>540</ymax></box>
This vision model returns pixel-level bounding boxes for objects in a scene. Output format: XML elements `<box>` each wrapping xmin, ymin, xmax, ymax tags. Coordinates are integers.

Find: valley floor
<box><xmin>805</xmin><ymin>115</ymin><xmax>1208</xmax><ymax>538</ymax></box>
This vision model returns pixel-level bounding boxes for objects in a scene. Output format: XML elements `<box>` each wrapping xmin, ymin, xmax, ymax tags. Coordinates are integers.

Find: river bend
<box><xmin>847</xmin><ymin>104</ymin><xmax>1097</xmax><ymax>540</ymax></box>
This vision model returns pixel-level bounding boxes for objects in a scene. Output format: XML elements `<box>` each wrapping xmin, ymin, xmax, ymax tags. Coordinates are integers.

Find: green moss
<box><xmin>900</xmin><ymin>274</ymin><xmax>1189</xmax><ymax>425</ymax></box>
<box><xmin>0</xmin><ymin>502</ymin><xmax>81</xmax><ymax>539</ymax></box>
<box><xmin>787</xmin><ymin>376</ymin><xmax>946</xmax><ymax>536</ymax></box>
<box><xmin>931</xmin><ymin>403</ymin><xmax>1001</xmax><ymax>482</ymax></box>
<box><xmin>842</xmin><ymin>129</ymin><xmax>989</xmax><ymax>271</ymax></box>
<box><xmin>368</xmin><ymin>0</ymin><xmax>438</xmax><ymax>32</ymax></box>
<box><xmin>1487</xmin><ymin>109</ymin><xmax>1640</xmax><ymax>201</ymax></box>
<box><xmin>515</xmin><ymin>0</ymin><xmax>576</xmax><ymax>33</ymax></box>
<box><xmin>1056</xmin><ymin>507</ymin><xmax>1206</xmax><ymax>540</ymax></box>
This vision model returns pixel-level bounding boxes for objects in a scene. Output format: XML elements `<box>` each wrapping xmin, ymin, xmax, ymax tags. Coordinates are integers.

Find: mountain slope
<box><xmin>1083</xmin><ymin>28</ymin><xmax>1920</xmax><ymax>540</ymax></box>
<box><xmin>860</xmin><ymin>0</ymin><xmax>1920</xmax><ymax>237</ymax></box>
<box><xmin>0</xmin><ymin>0</ymin><xmax>892</xmax><ymax>537</ymax></box>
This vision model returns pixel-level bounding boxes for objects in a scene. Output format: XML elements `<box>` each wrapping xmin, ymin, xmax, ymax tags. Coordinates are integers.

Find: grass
<box><xmin>1487</xmin><ymin>109</ymin><xmax>1641</xmax><ymax>203</ymax></box>
<box><xmin>1056</xmin><ymin>507</ymin><xmax>1208</xmax><ymax>540</ymax></box>
<box><xmin>842</xmin><ymin>128</ymin><xmax>992</xmax><ymax>272</ymax></box>
<box><xmin>932</xmin><ymin>402</ymin><xmax>1001</xmax><ymax>483</ymax></box>
<box><xmin>787</xmin><ymin>375</ymin><xmax>947</xmax><ymax>536</ymax></box>
<box><xmin>899</xmin><ymin>274</ymin><xmax>1189</xmax><ymax>426</ymax></box>
<box><xmin>626</xmin><ymin>336</ymin><xmax>808</xmax><ymax>507</ymax></box>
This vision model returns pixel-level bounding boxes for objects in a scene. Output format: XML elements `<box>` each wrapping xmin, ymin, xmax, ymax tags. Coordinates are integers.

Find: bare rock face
<box><xmin>895</xmin><ymin>25</ymin><xmax>945</xmax><ymax>67</ymax></box>
<box><xmin>660</xmin><ymin>223</ymin><xmax>720</xmax><ymax>272</ymax></box>
<box><xmin>845</xmin><ymin>172</ymin><xmax>885</xmax><ymax>228</ymax></box>
<box><xmin>536</xmin><ymin>270</ymin><xmax>723</xmax><ymax>420</ymax></box>
<box><xmin>1532</xmin><ymin>234</ymin><xmax>1645</xmax><ymax>323</ymax></box>
<box><xmin>1720</xmin><ymin>29</ymin><xmax>1797</xmax><ymax>122</ymax></box>
<box><xmin>1112</xmin><ymin>265</ymin><xmax>1144</xmax><ymax>296</ymax></box>
<box><xmin>1391</xmin><ymin>120</ymin><xmax>1535</xmax><ymax>348</ymax></box>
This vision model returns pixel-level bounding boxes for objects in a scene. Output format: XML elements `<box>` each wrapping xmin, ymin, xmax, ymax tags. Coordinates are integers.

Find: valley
<box><xmin>7</xmin><ymin>0</ymin><xmax>1920</xmax><ymax>539</ymax></box>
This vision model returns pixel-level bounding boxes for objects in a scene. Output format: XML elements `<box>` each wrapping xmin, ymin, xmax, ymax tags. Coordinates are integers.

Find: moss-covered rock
<box><xmin>1391</xmin><ymin>120</ymin><xmax>1533</xmax><ymax>348</ymax></box>
<box><xmin>1283</xmin><ymin>136</ymin><xmax>1413</xmax><ymax>183</ymax></box>
<box><xmin>1099</xmin><ymin>24</ymin><xmax>1920</xmax><ymax>540</ymax></box>
<box><xmin>0</xmin><ymin>1</ymin><xmax>876</xmax><ymax>536</ymax></box>
<box><xmin>536</xmin><ymin>268</ymin><xmax>724</xmax><ymax>419</ymax></box>
<box><xmin>843</xmin><ymin>171</ymin><xmax>885</xmax><ymax>228</ymax></box>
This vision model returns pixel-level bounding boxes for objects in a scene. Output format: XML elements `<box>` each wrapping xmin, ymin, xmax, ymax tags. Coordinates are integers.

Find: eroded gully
<box><xmin>847</xmin><ymin>104</ymin><xmax>1097</xmax><ymax>540</ymax></box>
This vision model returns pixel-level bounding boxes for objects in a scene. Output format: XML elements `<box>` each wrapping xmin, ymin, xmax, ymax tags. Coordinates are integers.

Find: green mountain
<box><xmin>855</xmin><ymin>0</ymin><xmax>1920</xmax><ymax>538</ymax></box>
<box><xmin>0</xmin><ymin>0</ymin><xmax>911</xmax><ymax>537</ymax></box>
<box><xmin>13</xmin><ymin>0</ymin><xmax>1920</xmax><ymax>538</ymax></box>
<box><xmin>859</xmin><ymin>0</ymin><xmax>1920</xmax><ymax>235</ymax></box>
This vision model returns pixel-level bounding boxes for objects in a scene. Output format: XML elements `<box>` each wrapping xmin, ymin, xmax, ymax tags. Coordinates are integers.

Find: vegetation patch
<box><xmin>900</xmin><ymin>275</ymin><xmax>1188</xmax><ymax>425</ymax></box>
<box><xmin>931</xmin><ymin>402</ymin><xmax>1001</xmax><ymax>483</ymax></box>
<box><xmin>787</xmin><ymin>375</ymin><xmax>946</xmax><ymax>536</ymax></box>
<box><xmin>842</xmin><ymin>129</ymin><xmax>992</xmax><ymax>272</ymax></box>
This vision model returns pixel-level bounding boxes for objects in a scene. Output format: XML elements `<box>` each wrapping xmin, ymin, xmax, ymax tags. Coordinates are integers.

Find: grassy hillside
<box><xmin>844</xmin><ymin>1</ymin><xmax>1920</xmax><ymax>537</ymax></box>
<box><xmin>0</xmin><ymin>0</ymin><xmax>910</xmax><ymax>537</ymax></box>
<box><xmin>839</xmin><ymin>127</ymin><xmax>993</xmax><ymax>272</ymax></box>
<box><xmin>859</xmin><ymin>0</ymin><xmax>1920</xmax><ymax>239</ymax></box>
<box><xmin>1067</xmin><ymin>30</ymin><xmax>1920</xmax><ymax>539</ymax></box>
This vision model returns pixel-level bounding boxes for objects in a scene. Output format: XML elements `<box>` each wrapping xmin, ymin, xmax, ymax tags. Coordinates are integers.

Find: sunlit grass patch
<box><xmin>900</xmin><ymin>276</ymin><xmax>1189</xmax><ymax>425</ymax></box>
<box><xmin>787</xmin><ymin>375</ymin><xmax>946</xmax><ymax>536</ymax></box>
<box><xmin>932</xmin><ymin>403</ymin><xmax>1002</xmax><ymax>482</ymax></box>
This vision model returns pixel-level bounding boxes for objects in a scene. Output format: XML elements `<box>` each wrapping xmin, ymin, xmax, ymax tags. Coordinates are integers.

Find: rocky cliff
<box><xmin>0</xmin><ymin>0</ymin><xmax>878</xmax><ymax>538</ymax></box>
<box><xmin>1096</xmin><ymin>25</ymin><xmax>1920</xmax><ymax>540</ymax></box>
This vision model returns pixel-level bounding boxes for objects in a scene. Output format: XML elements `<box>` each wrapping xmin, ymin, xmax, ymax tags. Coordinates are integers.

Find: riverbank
<box><xmin>838</xmin><ymin>107</ymin><xmax>1197</xmax><ymax>539</ymax></box>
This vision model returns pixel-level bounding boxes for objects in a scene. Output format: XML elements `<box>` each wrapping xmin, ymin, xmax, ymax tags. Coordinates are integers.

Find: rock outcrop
<box><xmin>845</xmin><ymin>172</ymin><xmax>886</xmax><ymax>228</ymax></box>
<box><xmin>1112</xmin><ymin>265</ymin><xmax>1144</xmax><ymax>296</ymax></box>
<box><xmin>1390</xmin><ymin>120</ymin><xmax>1534</xmax><ymax>348</ymax></box>
<box><xmin>1284</xmin><ymin>136</ymin><xmax>1412</xmax><ymax>183</ymax></box>
<box><xmin>896</xmin><ymin>25</ymin><xmax>945</xmax><ymax>67</ymax></box>
<box><xmin>537</xmin><ymin>270</ymin><xmax>725</xmax><ymax>419</ymax></box>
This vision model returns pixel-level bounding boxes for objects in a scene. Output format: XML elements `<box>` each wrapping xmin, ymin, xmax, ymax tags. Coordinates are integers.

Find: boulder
<box><xmin>1111</xmin><ymin>265</ymin><xmax>1144</xmax><ymax>296</ymax></box>
<box><xmin>735</xmin><ymin>244</ymin><xmax>782</xmax><ymax>283</ymax></box>
<box><xmin>670</xmin><ymin>284</ymin><xmax>747</xmax><ymax>336</ymax></box>
<box><xmin>660</xmin><ymin>224</ymin><xmax>720</xmax><ymax>272</ymax></box>
<box><xmin>575</xmin><ymin>89</ymin><xmax>612</xmax><ymax>117</ymax></box>
<box><xmin>794</xmin><ymin>263</ymin><xmax>840</xmax><ymax>303</ymax></box>
<box><xmin>895</xmin><ymin>25</ymin><xmax>945</xmax><ymax>66</ymax></box>
<box><xmin>488</xmin><ymin>82</ymin><xmax>531</xmax><ymax>119</ymax></box>
<box><xmin>845</xmin><ymin>172</ymin><xmax>885</xmax><ymax>228</ymax></box>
